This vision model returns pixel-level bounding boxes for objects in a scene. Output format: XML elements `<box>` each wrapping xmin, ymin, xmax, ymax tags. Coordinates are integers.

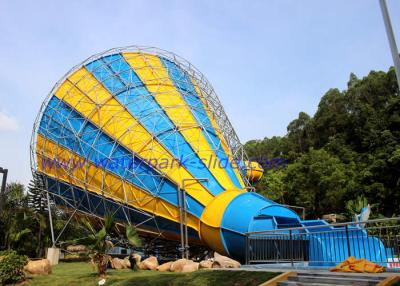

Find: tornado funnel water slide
<box><xmin>31</xmin><ymin>46</ymin><xmax>387</xmax><ymax>263</ymax></box>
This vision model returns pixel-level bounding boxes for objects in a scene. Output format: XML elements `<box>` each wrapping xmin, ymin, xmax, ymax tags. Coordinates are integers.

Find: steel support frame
<box><xmin>0</xmin><ymin>167</ymin><xmax>8</xmax><ymax>213</ymax></box>
<box><xmin>29</xmin><ymin>46</ymin><xmax>253</xmax><ymax>251</ymax></box>
<box><xmin>178</xmin><ymin>178</ymin><xmax>209</xmax><ymax>259</ymax></box>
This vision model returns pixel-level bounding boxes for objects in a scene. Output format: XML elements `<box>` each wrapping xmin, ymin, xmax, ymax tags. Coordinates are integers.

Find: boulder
<box><xmin>182</xmin><ymin>262</ymin><xmax>199</xmax><ymax>273</ymax></box>
<box><xmin>170</xmin><ymin>259</ymin><xmax>198</xmax><ymax>273</ymax></box>
<box><xmin>24</xmin><ymin>259</ymin><xmax>52</xmax><ymax>275</ymax></box>
<box><xmin>138</xmin><ymin>256</ymin><xmax>158</xmax><ymax>270</ymax></box>
<box><xmin>170</xmin><ymin>259</ymin><xmax>188</xmax><ymax>272</ymax></box>
<box><xmin>157</xmin><ymin>261</ymin><xmax>173</xmax><ymax>272</ymax></box>
<box><xmin>322</xmin><ymin>214</ymin><xmax>337</xmax><ymax>223</ymax></box>
<box><xmin>111</xmin><ymin>257</ymin><xmax>131</xmax><ymax>269</ymax></box>
<box><xmin>199</xmin><ymin>260</ymin><xmax>213</xmax><ymax>269</ymax></box>
<box><xmin>123</xmin><ymin>257</ymin><xmax>131</xmax><ymax>268</ymax></box>
<box><xmin>137</xmin><ymin>262</ymin><xmax>147</xmax><ymax>270</ymax></box>
<box><xmin>212</xmin><ymin>252</ymin><xmax>240</xmax><ymax>269</ymax></box>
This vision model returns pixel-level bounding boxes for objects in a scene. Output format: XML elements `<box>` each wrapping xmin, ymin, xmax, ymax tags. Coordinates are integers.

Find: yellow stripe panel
<box><xmin>35</xmin><ymin>134</ymin><xmax>199</xmax><ymax>231</ymax></box>
<box><xmin>123</xmin><ymin>52</ymin><xmax>237</xmax><ymax>191</ymax></box>
<box><xmin>191</xmin><ymin>79</ymin><xmax>245</xmax><ymax>188</ymax></box>
<box><xmin>54</xmin><ymin>67</ymin><xmax>214</xmax><ymax>207</ymax></box>
<box><xmin>199</xmin><ymin>190</ymin><xmax>243</xmax><ymax>254</ymax></box>
<box><xmin>190</xmin><ymin>79</ymin><xmax>231</xmax><ymax>156</ymax></box>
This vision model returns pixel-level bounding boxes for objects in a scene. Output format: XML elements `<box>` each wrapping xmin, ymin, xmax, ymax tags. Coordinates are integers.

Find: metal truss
<box><xmin>30</xmin><ymin>46</ymin><xmax>252</xmax><ymax>248</ymax></box>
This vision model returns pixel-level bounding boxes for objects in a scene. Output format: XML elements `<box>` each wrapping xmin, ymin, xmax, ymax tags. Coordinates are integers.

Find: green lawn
<box><xmin>27</xmin><ymin>262</ymin><xmax>278</xmax><ymax>286</ymax></box>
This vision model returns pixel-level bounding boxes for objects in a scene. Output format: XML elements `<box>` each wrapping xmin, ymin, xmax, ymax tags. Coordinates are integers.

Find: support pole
<box><xmin>380</xmin><ymin>0</ymin><xmax>400</xmax><ymax>90</ymax></box>
<box><xmin>182</xmin><ymin>189</ymin><xmax>189</xmax><ymax>260</ymax></box>
<box><xmin>177</xmin><ymin>183</ymin><xmax>185</xmax><ymax>259</ymax></box>
<box><xmin>46</xmin><ymin>192</ymin><xmax>56</xmax><ymax>248</ymax></box>
<box><xmin>181</xmin><ymin>178</ymin><xmax>209</xmax><ymax>260</ymax></box>
<box><xmin>0</xmin><ymin>168</ymin><xmax>8</xmax><ymax>213</ymax></box>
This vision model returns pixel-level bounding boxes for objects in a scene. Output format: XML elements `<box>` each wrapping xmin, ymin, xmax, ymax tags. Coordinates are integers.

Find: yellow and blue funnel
<box><xmin>31</xmin><ymin>47</ymin><xmax>301</xmax><ymax>261</ymax></box>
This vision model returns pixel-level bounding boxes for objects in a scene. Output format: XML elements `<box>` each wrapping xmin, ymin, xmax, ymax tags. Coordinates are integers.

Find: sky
<box><xmin>0</xmin><ymin>0</ymin><xmax>399</xmax><ymax>185</ymax></box>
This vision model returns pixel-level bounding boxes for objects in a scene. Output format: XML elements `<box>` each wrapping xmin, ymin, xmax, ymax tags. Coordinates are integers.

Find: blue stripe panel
<box><xmin>85</xmin><ymin>54</ymin><xmax>225</xmax><ymax>196</ymax></box>
<box><xmin>159</xmin><ymin>57</ymin><xmax>243</xmax><ymax>189</ymax></box>
<box><xmin>44</xmin><ymin>175</ymin><xmax>200</xmax><ymax>240</ymax></box>
<box><xmin>38</xmin><ymin>95</ymin><xmax>204</xmax><ymax>218</ymax></box>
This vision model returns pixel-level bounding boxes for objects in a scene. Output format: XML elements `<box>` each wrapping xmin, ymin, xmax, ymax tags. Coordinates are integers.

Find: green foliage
<box><xmin>284</xmin><ymin>149</ymin><xmax>357</xmax><ymax>217</ymax></box>
<box><xmin>0</xmin><ymin>250</ymin><xmax>28</xmax><ymax>285</ymax></box>
<box><xmin>72</xmin><ymin>214</ymin><xmax>141</xmax><ymax>276</ymax></box>
<box><xmin>345</xmin><ymin>196</ymin><xmax>369</xmax><ymax>217</ymax></box>
<box><xmin>245</xmin><ymin>67</ymin><xmax>400</xmax><ymax>218</ymax></box>
<box><xmin>0</xmin><ymin>180</ymin><xmax>87</xmax><ymax>258</ymax></box>
<box><xmin>126</xmin><ymin>225</ymin><xmax>142</xmax><ymax>248</ymax></box>
<box><xmin>74</xmin><ymin>214</ymin><xmax>122</xmax><ymax>254</ymax></box>
<box><xmin>254</xmin><ymin>169</ymin><xmax>285</xmax><ymax>203</ymax></box>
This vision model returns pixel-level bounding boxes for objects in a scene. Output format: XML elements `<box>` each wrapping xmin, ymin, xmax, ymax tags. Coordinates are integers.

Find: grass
<box><xmin>25</xmin><ymin>262</ymin><xmax>279</xmax><ymax>286</ymax></box>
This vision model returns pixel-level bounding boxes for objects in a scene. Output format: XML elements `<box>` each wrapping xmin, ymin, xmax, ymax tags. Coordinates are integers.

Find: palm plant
<box><xmin>345</xmin><ymin>196</ymin><xmax>368</xmax><ymax>216</ymax></box>
<box><xmin>73</xmin><ymin>213</ymin><xmax>141</xmax><ymax>276</ymax></box>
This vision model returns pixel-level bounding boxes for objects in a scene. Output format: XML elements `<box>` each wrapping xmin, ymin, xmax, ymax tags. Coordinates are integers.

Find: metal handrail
<box><xmin>282</xmin><ymin>204</ymin><xmax>306</xmax><ymax>220</ymax></box>
<box><xmin>246</xmin><ymin>217</ymin><xmax>400</xmax><ymax>235</ymax></box>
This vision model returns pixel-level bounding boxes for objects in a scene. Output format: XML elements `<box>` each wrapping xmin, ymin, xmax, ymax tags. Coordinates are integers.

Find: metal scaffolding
<box><xmin>30</xmin><ymin>46</ymin><xmax>252</xmax><ymax>254</ymax></box>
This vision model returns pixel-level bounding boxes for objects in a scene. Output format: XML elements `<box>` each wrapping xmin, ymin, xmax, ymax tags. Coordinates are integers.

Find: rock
<box><xmin>170</xmin><ymin>259</ymin><xmax>199</xmax><ymax>273</ymax></box>
<box><xmin>157</xmin><ymin>261</ymin><xmax>173</xmax><ymax>272</ymax></box>
<box><xmin>139</xmin><ymin>256</ymin><xmax>158</xmax><ymax>270</ymax></box>
<box><xmin>170</xmin><ymin>259</ymin><xmax>188</xmax><ymax>272</ymax></box>
<box><xmin>24</xmin><ymin>259</ymin><xmax>52</xmax><ymax>275</ymax></box>
<box><xmin>123</xmin><ymin>257</ymin><xmax>131</xmax><ymax>268</ymax></box>
<box><xmin>212</xmin><ymin>252</ymin><xmax>240</xmax><ymax>269</ymax></box>
<box><xmin>137</xmin><ymin>262</ymin><xmax>147</xmax><ymax>270</ymax></box>
<box><xmin>111</xmin><ymin>257</ymin><xmax>131</xmax><ymax>269</ymax></box>
<box><xmin>66</xmin><ymin>245</ymin><xmax>87</xmax><ymax>253</ymax></box>
<box><xmin>199</xmin><ymin>260</ymin><xmax>213</xmax><ymax>269</ymax></box>
<box><xmin>322</xmin><ymin>214</ymin><xmax>337</xmax><ymax>223</ymax></box>
<box><xmin>182</xmin><ymin>262</ymin><xmax>199</xmax><ymax>273</ymax></box>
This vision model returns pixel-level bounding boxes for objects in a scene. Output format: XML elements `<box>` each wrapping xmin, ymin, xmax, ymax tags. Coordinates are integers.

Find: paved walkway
<box><xmin>217</xmin><ymin>265</ymin><xmax>397</xmax><ymax>278</ymax></box>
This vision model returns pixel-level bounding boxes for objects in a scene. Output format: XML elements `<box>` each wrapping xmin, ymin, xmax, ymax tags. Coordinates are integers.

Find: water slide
<box><xmin>31</xmin><ymin>47</ymin><xmax>388</xmax><ymax>263</ymax></box>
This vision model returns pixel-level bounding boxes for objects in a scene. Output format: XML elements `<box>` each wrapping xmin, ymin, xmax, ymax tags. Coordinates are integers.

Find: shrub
<box><xmin>0</xmin><ymin>250</ymin><xmax>28</xmax><ymax>285</ymax></box>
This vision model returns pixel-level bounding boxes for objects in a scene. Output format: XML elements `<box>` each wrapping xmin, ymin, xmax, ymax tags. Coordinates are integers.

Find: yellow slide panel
<box><xmin>36</xmin><ymin>134</ymin><xmax>199</xmax><ymax>231</ymax></box>
<box><xmin>199</xmin><ymin>190</ymin><xmax>243</xmax><ymax>254</ymax></box>
<box><xmin>191</xmin><ymin>79</ymin><xmax>245</xmax><ymax>188</ymax></box>
<box><xmin>54</xmin><ymin>68</ymin><xmax>214</xmax><ymax>207</ymax></box>
<box><xmin>123</xmin><ymin>53</ymin><xmax>237</xmax><ymax>191</ymax></box>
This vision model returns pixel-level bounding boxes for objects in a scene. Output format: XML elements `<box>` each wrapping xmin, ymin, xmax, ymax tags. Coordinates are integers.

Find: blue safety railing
<box><xmin>245</xmin><ymin>217</ymin><xmax>400</xmax><ymax>271</ymax></box>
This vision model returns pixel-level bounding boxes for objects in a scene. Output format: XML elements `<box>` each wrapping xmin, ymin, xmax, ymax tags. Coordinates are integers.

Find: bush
<box><xmin>0</xmin><ymin>250</ymin><xmax>28</xmax><ymax>285</ymax></box>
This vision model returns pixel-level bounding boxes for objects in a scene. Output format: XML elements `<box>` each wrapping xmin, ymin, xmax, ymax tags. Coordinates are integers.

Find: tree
<box><xmin>254</xmin><ymin>169</ymin><xmax>286</xmax><ymax>203</ymax></box>
<box><xmin>287</xmin><ymin>112</ymin><xmax>312</xmax><ymax>154</ymax></box>
<box><xmin>27</xmin><ymin>175</ymin><xmax>48</xmax><ymax>257</ymax></box>
<box><xmin>73</xmin><ymin>214</ymin><xmax>141</xmax><ymax>276</ymax></box>
<box><xmin>284</xmin><ymin>149</ymin><xmax>357</xmax><ymax>218</ymax></box>
<box><xmin>0</xmin><ymin>183</ymin><xmax>31</xmax><ymax>251</ymax></box>
<box><xmin>244</xmin><ymin>67</ymin><xmax>400</xmax><ymax>219</ymax></box>
<box><xmin>27</xmin><ymin>174</ymin><xmax>48</xmax><ymax>213</ymax></box>
<box><xmin>0</xmin><ymin>179</ymin><xmax>88</xmax><ymax>257</ymax></box>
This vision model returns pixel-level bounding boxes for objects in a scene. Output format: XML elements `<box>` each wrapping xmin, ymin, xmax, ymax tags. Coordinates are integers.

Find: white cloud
<box><xmin>0</xmin><ymin>110</ymin><xmax>18</xmax><ymax>131</ymax></box>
